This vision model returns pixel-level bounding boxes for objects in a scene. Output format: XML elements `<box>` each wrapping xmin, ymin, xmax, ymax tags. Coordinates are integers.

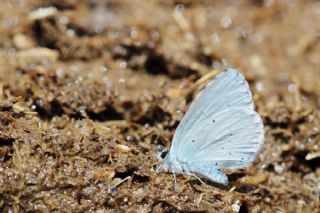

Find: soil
<box><xmin>0</xmin><ymin>0</ymin><xmax>319</xmax><ymax>212</ymax></box>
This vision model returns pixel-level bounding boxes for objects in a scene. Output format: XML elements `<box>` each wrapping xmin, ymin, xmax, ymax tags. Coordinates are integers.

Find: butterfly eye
<box><xmin>160</xmin><ymin>149</ymin><xmax>168</xmax><ymax>159</ymax></box>
<box><xmin>156</xmin><ymin>147</ymin><xmax>169</xmax><ymax>160</ymax></box>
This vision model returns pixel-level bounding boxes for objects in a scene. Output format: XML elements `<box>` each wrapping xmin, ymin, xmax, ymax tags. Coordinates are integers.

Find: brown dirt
<box><xmin>0</xmin><ymin>0</ymin><xmax>319</xmax><ymax>212</ymax></box>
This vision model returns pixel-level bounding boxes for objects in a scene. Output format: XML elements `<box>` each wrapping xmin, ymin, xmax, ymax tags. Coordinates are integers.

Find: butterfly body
<box><xmin>160</xmin><ymin>68</ymin><xmax>264</xmax><ymax>185</ymax></box>
<box><xmin>162</xmin><ymin>155</ymin><xmax>228</xmax><ymax>185</ymax></box>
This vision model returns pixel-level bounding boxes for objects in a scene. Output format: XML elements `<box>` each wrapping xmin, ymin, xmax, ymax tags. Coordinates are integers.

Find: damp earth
<box><xmin>0</xmin><ymin>1</ymin><xmax>319</xmax><ymax>212</ymax></box>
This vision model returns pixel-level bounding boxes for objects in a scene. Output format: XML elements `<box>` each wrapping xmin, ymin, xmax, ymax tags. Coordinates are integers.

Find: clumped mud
<box><xmin>0</xmin><ymin>0</ymin><xmax>319</xmax><ymax>212</ymax></box>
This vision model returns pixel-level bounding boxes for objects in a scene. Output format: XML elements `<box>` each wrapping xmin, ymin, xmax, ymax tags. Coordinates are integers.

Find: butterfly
<box><xmin>160</xmin><ymin>68</ymin><xmax>264</xmax><ymax>185</ymax></box>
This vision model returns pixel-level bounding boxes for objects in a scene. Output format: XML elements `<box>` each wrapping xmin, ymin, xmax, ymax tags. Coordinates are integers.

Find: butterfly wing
<box><xmin>184</xmin><ymin>107</ymin><xmax>263</xmax><ymax>168</ymax></box>
<box><xmin>169</xmin><ymin>69</ymin><xmax>257</xmax><ymax>157</ymax></box>
<box><xmin>167</xmin><ymin>68</ymin><xmax>263</xmax><ymax>175</ymax></box>
<box><xmin>188</xmin><ymin>164</ymin><xmax>228</xmax><ymax>185</ymax></box>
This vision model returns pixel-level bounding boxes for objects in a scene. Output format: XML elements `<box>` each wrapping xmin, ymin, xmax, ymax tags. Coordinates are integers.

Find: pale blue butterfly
<box><xmin>160</xmin><ymin>68</ymin><xmax>264</xmax><ymax>185</ymax></box>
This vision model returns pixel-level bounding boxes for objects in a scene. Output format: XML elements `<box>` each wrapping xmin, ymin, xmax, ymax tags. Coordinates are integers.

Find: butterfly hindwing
<box><xmin>184</xmin><ymin>107</ymin><xmax>263</xmax><ymax>169</ymax></box>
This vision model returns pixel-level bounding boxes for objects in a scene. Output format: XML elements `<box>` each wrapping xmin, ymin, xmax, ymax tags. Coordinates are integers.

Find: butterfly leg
<box><xmin>184</xmin><ymin>172</ymin><xmax>206</xmax><ymax>185</ymax></box>
<box><xmin>171</xmin><ymin>168</ymin><xmax>178</xmax><ymax>190</ymax></box>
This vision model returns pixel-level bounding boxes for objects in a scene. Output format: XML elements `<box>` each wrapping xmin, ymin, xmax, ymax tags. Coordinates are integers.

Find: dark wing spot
<box><xmin>192</xmin><ymin>140</ymin><xmax>195</xmax><ymax>143</ymax></box>
<box><xmin>199</xmin><ymin>110</ymin><xmax>206</xmax><ymax>116</ymax></box>
<box><xmin>212</xmin><ymin>120</ymin><xmax>215</xmax><ymax>123</ymax></box>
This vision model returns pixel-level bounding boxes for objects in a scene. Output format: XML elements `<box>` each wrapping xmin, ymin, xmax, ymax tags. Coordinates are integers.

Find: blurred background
<box><xmin>0</xmin><ymin>0</ymin><xmax>319</xmax><ymax>212</ymax></box>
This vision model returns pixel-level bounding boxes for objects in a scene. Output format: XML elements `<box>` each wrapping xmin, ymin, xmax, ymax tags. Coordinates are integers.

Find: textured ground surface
<box><xmin>0</xmin><ymin>0</ymin><xmax>319</xmax><ymax>212</ymax></box>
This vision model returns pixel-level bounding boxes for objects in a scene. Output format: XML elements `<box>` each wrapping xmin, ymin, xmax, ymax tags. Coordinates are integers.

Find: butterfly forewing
<box><xmin>170</xmin><ymin>69</ymin><xmax>258</xmax><ymax>159</ymax></box>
